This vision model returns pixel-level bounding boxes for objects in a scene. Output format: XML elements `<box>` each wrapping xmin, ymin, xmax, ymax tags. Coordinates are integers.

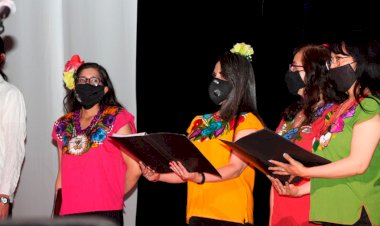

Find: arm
<box><xmin>267</xmin><ymin>175</ymin><xmax>310</xmax><ymax>197</ymax></box>
<box><xmin>170</xmin><ymin>129</ymin><xmax>259</xmax><ymax>183</ymax></box>
<box><xmin>0</xmin><ymin>89</ymin><xmax>26</xmax><ymax>219</ymax></box>
<box><xmin>139</xmin><ymin>161</ymin><xmax>185</xmax><ymax>184</ymax></box>
<box><xmin>269</xmin><ymin>115</ymin><xmax>380</xmax><ymax>178</ymax></box>
<box><xmin>115</xmin><ymin>124</ymin><xmax>142</xmax><ymax>196</ymax></box>
<box><xmin>55</xmin><ymin>146</ymin><xmax>62</xmax><ymax>192</ymax></box>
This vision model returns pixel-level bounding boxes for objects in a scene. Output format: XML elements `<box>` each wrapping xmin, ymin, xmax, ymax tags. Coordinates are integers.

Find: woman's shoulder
<box><xmin>102</xmin><ymin>105</ymin><xmax>134</xmax><ymax>118</ymax></box>
<box><xmin>359</xmin><ymin>95</ymin><xmax>380</xmax><ymax>111</ymax></box>
<box><xmin>55</xmin><ymin>112</ymin><xmax>74</xmax><ymax>124</ymax></box>
<box><xmin>236</xmin><ymin>112</ymin><xmax>265</xmax><ymax>130</ymax></box>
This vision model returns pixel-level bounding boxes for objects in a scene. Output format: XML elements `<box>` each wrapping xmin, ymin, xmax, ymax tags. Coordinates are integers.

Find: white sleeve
<box><xmin>0</xmin><ymin>86</ymin><xmax>26</xmax><ymax>200</ymax></box>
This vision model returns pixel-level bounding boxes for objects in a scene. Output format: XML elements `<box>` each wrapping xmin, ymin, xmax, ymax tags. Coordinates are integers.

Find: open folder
<box><xmin>111</xmin><ymin>132</ymin><xmax>221</xmax><ymax>177</ymax></box>
<box><xmin>220</xmin><ymin>128</ymin><xmax>331</xmax><ymax>184</ymax></box>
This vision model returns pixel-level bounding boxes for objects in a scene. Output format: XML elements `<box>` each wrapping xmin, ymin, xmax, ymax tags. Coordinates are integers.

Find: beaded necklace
<box><xmin>72</xmin><ymin>108</ymin><xmax>103</xmax><ymax>136</ymax></box>
<box><xmin>68</xmin><ymin>107</ymin><xmax>103</xmax><ymax>155</ymax></box>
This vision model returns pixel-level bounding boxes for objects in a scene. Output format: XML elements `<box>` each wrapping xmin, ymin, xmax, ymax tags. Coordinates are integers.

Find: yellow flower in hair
<box><xmin>63</xmin><ymin>71</ymin><xmax>75</xmax><ymax>90</ymax></box>
<box><xmin>230</xmin><ymin>42</ymin><xmax>254</xmax><ymax>61</ymax></box>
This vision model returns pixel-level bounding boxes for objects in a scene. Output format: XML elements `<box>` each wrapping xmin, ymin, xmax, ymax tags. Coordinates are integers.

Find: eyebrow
<box><xmin>78</xmin><ymin>75</ymin><xmax>101</xmax><ymax>78</ymax></box>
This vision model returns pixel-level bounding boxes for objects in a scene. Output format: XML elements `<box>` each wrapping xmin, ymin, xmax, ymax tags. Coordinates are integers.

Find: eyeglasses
<box><xmin>326</xmin><ymin>55</ymin><xmax>352</xmax><ymax>69</ymax></box>
<box><xmin>289</xmin><ymin>64</ymin><xmax>304</xmax><ymax>72</ymax></box>
<box><xmin>77</xmin><ymin>76</ymin><xmax>103</xmax><ymax>86</ymax></box>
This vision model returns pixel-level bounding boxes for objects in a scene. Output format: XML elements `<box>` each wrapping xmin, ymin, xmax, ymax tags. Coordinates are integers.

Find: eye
<box><xmin>77</xmin><ymin>78</ymin><xmax>87</xmax><ymax>84</ymax></box>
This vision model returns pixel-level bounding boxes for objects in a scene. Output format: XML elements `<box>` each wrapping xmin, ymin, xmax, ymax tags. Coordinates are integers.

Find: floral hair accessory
<box><xmin>63</xmin><ymin>54</ymin><xmax>84</xmax><ymax>90</ymax></box>
<box><xmin>230</xmin><ymin>42</ymin><xmax>254</xmax><ymax>62</ymax></box>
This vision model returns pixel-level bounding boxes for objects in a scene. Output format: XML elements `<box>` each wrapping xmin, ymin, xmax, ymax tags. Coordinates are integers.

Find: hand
<box><xmin>169</xmin><ymin>161</ymin><xmax>197</xmax><ymax>182</ymax></box>
<box><xmin>267</xmin><ymin>175</ymin><xmax>301</xmax><ymax>197</ymax></box>
<box><xmin>0</xmin><ymin>202</ymin><xmax>9</xmax><ymax>219</ymax></box>
<box><xmin>268</xmin><ymin>153</ymin><xmax>308</xmax><ymax>178</ymax></box>
<box><xmin>139</xmin><ymin>161</ymin><xmax>160</xmax><ymax>182</ymax></box>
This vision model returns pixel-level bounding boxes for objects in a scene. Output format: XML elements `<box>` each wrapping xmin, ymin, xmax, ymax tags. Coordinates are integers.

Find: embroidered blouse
<box><xmin>186</xmin><ymin>112</ymin><xmax>264</xmax><ymax>225</ymax></box>
<box><xmin>310</xmin><ymin>96</ymin><xmax>380</xmax><ymax>225</ymax></box>
<box><xmin>271</xmin><ymin>103</ymin><xmax>335</xmax><ymax>226</ymax></box>
<box><xmin>52</xmin><ymin>106</ymin><xmax>136</xmax><ymax>215</ymax></box>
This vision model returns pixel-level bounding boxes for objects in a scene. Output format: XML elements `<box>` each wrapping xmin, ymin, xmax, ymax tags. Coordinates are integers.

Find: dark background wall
<box><xmin>134</xmin><ymin>1</ymin><xmax>377</xmax><ymax>225</ymax></box>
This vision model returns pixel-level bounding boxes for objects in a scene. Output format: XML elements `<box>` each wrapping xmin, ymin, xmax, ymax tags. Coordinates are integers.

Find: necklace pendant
<box><xmin>68</xmin><ymin>134</ymin><xmax>89</xmax><ymax>155</ymax></box>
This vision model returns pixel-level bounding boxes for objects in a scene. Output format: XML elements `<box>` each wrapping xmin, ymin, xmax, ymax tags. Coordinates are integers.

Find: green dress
<box><xmin>310</xmin><ymin>96</ymin><xmax>380</xmax><ymax>225</ymax></box>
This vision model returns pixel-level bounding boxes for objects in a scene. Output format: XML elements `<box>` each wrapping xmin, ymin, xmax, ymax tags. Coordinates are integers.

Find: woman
<box><xmin>52</xmin><ymin>55</ymin><xmax>141</xmax><ymax>226</ymax></box>
<box><xmin>270</xmin><ymin>43</ymin><xmax>344</xmax><ymax>226</ymax></box>
<box><xmin>269</xmin><ymin>34</ymin><xmax>380</xmax><ymax>225</ymax></box>
<box><xmin>140</xmin><ymin>42</ymin><xmax>265</xmax><ymax>226</ymax></box>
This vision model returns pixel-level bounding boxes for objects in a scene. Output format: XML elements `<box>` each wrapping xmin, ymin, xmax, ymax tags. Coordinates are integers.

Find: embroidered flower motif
<box><xmin>55</xmin><ymin>106</ymin><xmax>121</xmax><ymax>155</ymax></box>
<box><xmin>314</xmin><ymin>103</ymin><xmax>358</xmax><ymax>151</ymax></box>
<box><xmin>188</xmin><ymin>113</ymin><xmax>246</xmax><ymax>141</ymax></box>
<box><xmin>319</xmin><ymin>132</ymin><xmax>332</xmax><ymax>148</ymax></box>
<box><xmin>283</xmin><ymin>128</ymin><xmax>299</xmax><ymax>140</ymax></box>
<box><xmin>63</xmin><ymin>54</ymin><xmax>84</xmax><ymax>90</ymax></box>
<box><xmin>230</xmin><ymin>42</ymin><xmax>254</xmax><ymax>62</ymax></box>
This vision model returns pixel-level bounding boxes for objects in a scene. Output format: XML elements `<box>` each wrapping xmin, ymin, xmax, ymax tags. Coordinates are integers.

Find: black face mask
<box><xmin>208</xmin><ymin>78</ymin><xmax>232</xmax><ymax>105</ymax></box>
<box><xmin>75</xmin><ymin>84</ymin><xmax>105</xmax><ymax>109</ymax></box>
<box><xmin>284</xmin><ymin>71</ymin><xmax>305</xmax><ymax>95</ymax></box>
<box><xmin>327</xmin><ymin>64</ymin><xmax>357</xmax><ymax>92</ymax></box>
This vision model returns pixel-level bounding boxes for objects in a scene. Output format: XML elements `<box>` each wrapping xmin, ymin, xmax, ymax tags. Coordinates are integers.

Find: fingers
<box><xmin>288</xmin><ymin>175</ymin><xmax>296</xmax><ymax>183</ymax></box>
<box><xmin>140</xmin><ymin>163</ymin><xmax>159</xmax><ymax>181</ymax></box>
<box><xmin>169</xmin><ymin>161</ymin><xmax>189</xmax><ymax>181</ymax></box>
<box><xmin>267</xmin><ymin>175</ymin><xmax>286</xmax><ymax>195</ymax></box>
<box><xmin>268</xmin><ymin>165</ymin><xmax>290</xmax><ymax>175</ymax></box>
<box><xmin>138</xmin><ymin>161</ymin><xmax>146</xmax><ymax>170</ymax></box>
<box><xmin>282</xmin><ymin>153</ymin><xmax>296</xmax><ymax>164</ymax></box>
<box><xmin>268</xmin><ymin>159</ymin><xmax>287</xmax><ymax>167</ymax></box>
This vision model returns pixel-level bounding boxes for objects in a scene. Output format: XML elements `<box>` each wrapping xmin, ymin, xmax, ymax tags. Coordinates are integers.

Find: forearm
<box><xmin>203</xmin><ymin>160</ymin><xmax>247</xmax><ymax>183</ymax></box>
<box><xmin>0</xmin><ymin>131</ymin><xmax>26</xmax><ymax>197</ymax></box>
<box><xmin>296</xmin><ymin>181</ymin><xmax>310</xmax><ymax>196</ymax></box>
<box><xmin>303</xmin><ymin>156</ymin><xmax>370</xmax><ymax>179</ymax></box>
<box><xmin>157</xmin><ymin>172</ymin><xmax>186</xmax><ymax>183</ymax></box>
<box><xmin>125</xmin><ymin>170</ymin><xmax>141</xmax><ymax>194</ymax></box>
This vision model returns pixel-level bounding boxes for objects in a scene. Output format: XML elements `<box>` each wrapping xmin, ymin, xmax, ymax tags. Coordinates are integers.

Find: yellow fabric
<box><xmin>186</xmin><ymin>112</ymin><xmax>264</xmax><ymax>224</ymax></box>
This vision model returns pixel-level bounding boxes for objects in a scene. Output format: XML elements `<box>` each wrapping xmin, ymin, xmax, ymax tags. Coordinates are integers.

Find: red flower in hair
<box><xmin>63</xmin><ymin>54</ymin><xmax>84</xmax><ymax>90</ymax></box>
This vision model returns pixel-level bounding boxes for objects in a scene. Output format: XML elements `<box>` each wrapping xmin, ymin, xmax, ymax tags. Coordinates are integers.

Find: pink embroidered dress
<box><xmin>52</xmin><ymin>106</ymin><xmax>136</xmax><ymax>215</ymax></box>
<box><xmin>271</xmin><ymin>103</ymin><xmax>336</xmax><ymax>226</ymax></box>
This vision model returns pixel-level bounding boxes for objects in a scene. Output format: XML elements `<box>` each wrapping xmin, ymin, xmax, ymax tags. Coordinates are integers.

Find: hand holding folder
<box><xmin>111</xmin><ymin>132</ymin><xmax>221</xmax><ymax>177</ymax></box>
<box><xmin>220</xmin><ymin>128</ymin><xmax>330</xmax><ymax>184</ymax></box>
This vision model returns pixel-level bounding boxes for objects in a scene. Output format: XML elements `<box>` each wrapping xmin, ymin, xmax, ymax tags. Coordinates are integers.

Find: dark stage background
<box><xmin>134</xmin><ymin>1</ymin><xmax>377</xmax><ymax>225</ymax></box>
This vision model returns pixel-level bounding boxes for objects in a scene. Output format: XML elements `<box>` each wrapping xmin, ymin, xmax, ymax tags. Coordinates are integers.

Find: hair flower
<box><xmin>230</xmin><ymin>42</ymin><xmax>254</xmax><ymax>62</ymax></box>
<box><xmin>63</xmin><ymin>54</ymin><xmax>84</xmax><ymax>90</ymax></box>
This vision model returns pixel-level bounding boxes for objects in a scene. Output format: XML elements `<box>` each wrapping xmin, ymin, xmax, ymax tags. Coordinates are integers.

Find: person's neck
<box><xmin>80</xmin><ymin>105</ymin><xmax>101</xmax><ymax>119</ymax></box>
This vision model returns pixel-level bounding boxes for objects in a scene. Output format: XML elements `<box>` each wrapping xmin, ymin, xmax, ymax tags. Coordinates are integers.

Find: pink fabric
<box><xmin>52</xmin><ymin>108</ymin><xmax>136</xmax><ymax>215</ymax></box>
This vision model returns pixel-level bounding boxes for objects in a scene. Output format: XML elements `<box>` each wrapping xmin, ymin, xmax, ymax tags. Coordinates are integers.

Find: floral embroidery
<box><xmin>55</xmin><ymin>106</ymin><xmax>121</xmax><ymax>155</ymax></box>
<box><xmin>330</xmin><ymin>105</ymin><xmax>356</xmax><ymax>133</ymax></box>
<box><xmin>278</xmin><ymin>103</ymin><xmax>335</xmax><ymax>142</ymax></box>
<box><xmin>314</xmin><ymin>103</ymin><xmax>358</xmax><ymax>151</ymax></box>
<box><xmin>188</xmin><ymin>113</ymin><xmax>246</xmax><ymax>141</ymax></box>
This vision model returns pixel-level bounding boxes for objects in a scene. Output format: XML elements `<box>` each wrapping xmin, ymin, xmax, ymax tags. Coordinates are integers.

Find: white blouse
<box><xmin>0</xmin><ymin>76</ymin><xmax>26</xmax><ymax>201</ymax></box>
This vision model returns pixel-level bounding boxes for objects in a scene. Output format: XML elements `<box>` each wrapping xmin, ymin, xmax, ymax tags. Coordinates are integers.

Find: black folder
<box><xmin>220</xmin><ymin>128</ymin><xmax>331</xmax><ymax>184</ymax></box>
<box><xmin>111</xmin><ymin>132</ymin><xmax>221</xmax><ymax>177</ymax></box>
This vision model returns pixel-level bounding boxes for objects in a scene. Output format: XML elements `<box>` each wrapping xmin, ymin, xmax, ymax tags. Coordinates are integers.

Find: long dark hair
<box><xmin>282</xmin><ymin>44</ymin><xmax>346</xmax><ymax>124</ymax></box>
<box><xmin>218</xmin><ymin>51</ymin><xmax>264</xmax><ymax>124</ymax></box>
<box><xmin>63</xmin><ymin>62</ymin><xmax>123</xmax><ymax>113</ymax></box>
<box><xmin>0</xmin><ymin>36</ymin><xmax>7</xmax><ymax>81</ymax></box>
